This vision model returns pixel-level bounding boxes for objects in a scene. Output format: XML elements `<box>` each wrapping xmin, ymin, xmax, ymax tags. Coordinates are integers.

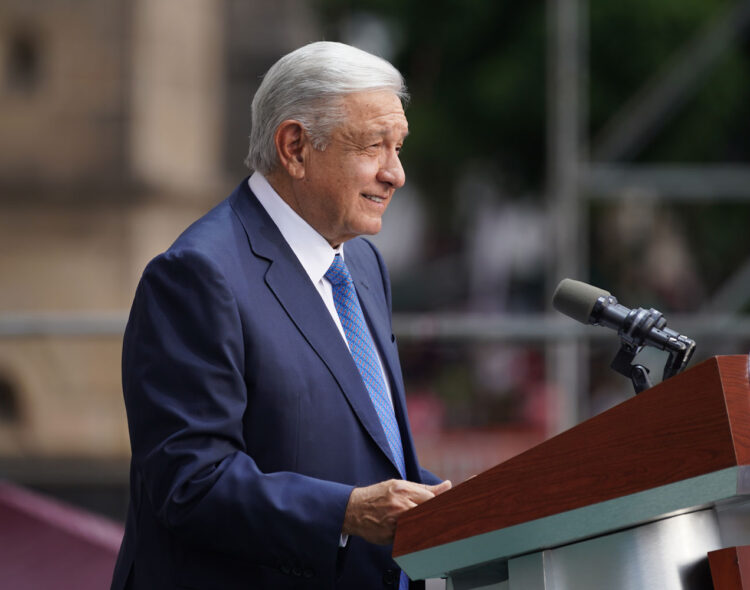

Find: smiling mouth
<box><xmin>362</xmin><ymin>194</ymin><xmax>386</xmax><ymax>204</ymax></box>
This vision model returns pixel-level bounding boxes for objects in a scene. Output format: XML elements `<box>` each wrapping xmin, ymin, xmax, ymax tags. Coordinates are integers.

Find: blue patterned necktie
<box><xmin>325</xmin><ymin>254</ymin><xmax>406</xmax><ymax>478</ymax></box>
<box><xmin>326</xmin><ymin>255</ymin><xmax>410</xmax><ymax>590</ymax></box>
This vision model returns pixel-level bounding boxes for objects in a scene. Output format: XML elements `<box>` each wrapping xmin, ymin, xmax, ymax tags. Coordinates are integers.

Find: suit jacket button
<box><xmin>292</xmin><ymin>566</ymin><xmax>302</xmax><ymax>577</ymax></box>
<box><xmin>280</xmin><ymin>564</ymin><xmax>291</xmax><ymax>575</ymax></box>
<box><xmin>303</xmin><ymin>568</ymin><xmax>315</xmax><ymax>578</ymax></box>
<box><xmin>382</xmin><ymin>569</ymin><xmax>397</xmax><ymax>586</ymax></box>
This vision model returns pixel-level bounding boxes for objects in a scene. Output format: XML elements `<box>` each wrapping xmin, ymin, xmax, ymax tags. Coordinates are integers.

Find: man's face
<box><xmin>295</xmin><ymin>90</ymin><xmax>408</xmax><ymax>247</ymax></box>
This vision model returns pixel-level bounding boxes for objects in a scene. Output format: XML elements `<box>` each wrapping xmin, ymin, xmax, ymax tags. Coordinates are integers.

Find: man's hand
<box><xmin>342</xmin><ymin>479</ymin><xmax>452</xmax><ymax>545</ymax></box>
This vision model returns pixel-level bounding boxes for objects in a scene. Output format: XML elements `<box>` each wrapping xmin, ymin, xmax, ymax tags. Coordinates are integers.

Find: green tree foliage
<box><xmin>317</xmin><ymin>0</ymin><xmax>546</xmax><ymax>233</ymax></box>
<box><xmin>317</xmin><ymin>0</ymin><xmax>750</xmax><ymax>308</ymax></box>
<box><xmin>589</xmin><ymin>0</ymin><xmax>749</xmax><ymax>163</ymax></box>
<box><xmin>317</xmin><ymin>0</ymin><xmax>748</xmax><ymax>194</ymax></box>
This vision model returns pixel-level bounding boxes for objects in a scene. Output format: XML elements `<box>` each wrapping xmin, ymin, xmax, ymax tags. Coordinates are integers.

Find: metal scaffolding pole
<box><xmin>2</xmin><ymin>311</ymin><xmax>750</xmax><ymax>341</ymax></box>
<box><xmin>546</xmin><ymin>0</ymin><xmax>588</xmax><ymax>433</ymax></box>
<box><xmin>585</xmin><ymin>164</ymin><xmax>750</xmax><ymax>200</ymax></box>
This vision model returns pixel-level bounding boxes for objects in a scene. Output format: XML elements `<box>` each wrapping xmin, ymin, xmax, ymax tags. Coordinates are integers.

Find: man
<box><xmin>111</xmin><ymin>41</ymin><xmax>451</xmax><ymax>590</ymax></box>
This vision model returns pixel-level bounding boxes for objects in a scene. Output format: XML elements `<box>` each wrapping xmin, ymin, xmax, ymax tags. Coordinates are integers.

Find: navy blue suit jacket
<box><xmin>111</xmin><ymin>179</ymin><xmax>439</xmax><ymax>589</ymax></box>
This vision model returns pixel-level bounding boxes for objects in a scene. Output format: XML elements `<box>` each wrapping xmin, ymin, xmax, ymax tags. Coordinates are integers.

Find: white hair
<box><xmin>244</xmin><ymin>41</ymin><xmax>408</xmax><ymax>174</ymax></box>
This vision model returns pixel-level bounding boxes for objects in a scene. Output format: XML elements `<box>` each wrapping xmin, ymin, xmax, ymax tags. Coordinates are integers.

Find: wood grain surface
<box><xmin>709</xmin><ymin>545</ymin><xmax>750</xmax><ymax>590</ymax></box>
<box><xmin>394</xmin><ymin>355</ymin><xmax>750</xmax><ymax>557</ymax></box>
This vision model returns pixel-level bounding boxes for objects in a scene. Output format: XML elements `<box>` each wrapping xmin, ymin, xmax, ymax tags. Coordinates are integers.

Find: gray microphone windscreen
<box><xmin>552</xmin><ymin>279</ymin><xmax>610</xmax><ymax>324</ymax></box>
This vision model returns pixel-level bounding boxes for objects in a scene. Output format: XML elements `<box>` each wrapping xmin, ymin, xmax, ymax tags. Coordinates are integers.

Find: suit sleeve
<box><xmin>122</xmin><ymin>249</ymin><xmax>353</xmax><ymax>578</ymax></box>
<box><xmin>419</xmin><ymin>468</ymin><xmax>443</xmax><ymax>486</ymax></box>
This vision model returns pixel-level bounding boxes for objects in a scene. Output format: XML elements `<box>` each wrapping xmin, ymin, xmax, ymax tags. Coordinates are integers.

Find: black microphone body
<box><xmin>591</xmin><ymin>296</ymin><xmax>686</xmax><ymax>354</ymax></box>
<box><xmin>553</xmin><ymin>279</ymin><xmax>696</xmax><ymax>383</ymax></box>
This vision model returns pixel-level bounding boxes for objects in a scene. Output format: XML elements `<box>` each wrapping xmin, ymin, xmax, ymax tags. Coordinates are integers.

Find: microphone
<box><xmin>552</xmin><ymin>278</ymin><xmax>696</xmax><ymax>391</ymax></box>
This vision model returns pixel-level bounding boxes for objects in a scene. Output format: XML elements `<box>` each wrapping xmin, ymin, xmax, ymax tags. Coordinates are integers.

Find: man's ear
<box><xmin>274</xmin><ymin>120</ymin><xmax>308</xmax><ymax>179</ymax></box>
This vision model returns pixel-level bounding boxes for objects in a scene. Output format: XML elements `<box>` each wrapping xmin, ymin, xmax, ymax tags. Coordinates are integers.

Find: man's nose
<box><xmin>378</xmin><ymin>151</ymin><xmax>406</xmax><ymax>188</ymax></box>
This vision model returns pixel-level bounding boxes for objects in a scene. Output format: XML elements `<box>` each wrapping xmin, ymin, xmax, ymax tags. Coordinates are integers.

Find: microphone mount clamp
<box><xmin>592</xmin><ymin>298</ymin><xmax>696</xmax><ymax>395</ymax></box>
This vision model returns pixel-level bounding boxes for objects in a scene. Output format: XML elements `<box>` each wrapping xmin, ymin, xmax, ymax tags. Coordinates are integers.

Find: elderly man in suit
<box><xmin>111</xmin><ymin>41</ymin><xmax>451</xmax><ymax>590</ymax></box>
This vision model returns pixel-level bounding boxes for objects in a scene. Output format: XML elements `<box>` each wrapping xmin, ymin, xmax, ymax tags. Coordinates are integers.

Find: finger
<box><xmin>410</xmin><ymin>479</ymin><xmax>452</xmax><ymax>498</ymax></box>
<box><xmin>399</xmin><ymin>483</ymin><xmax>441</xmax><ymax>504</ymax></box>
<box><xmin>430</xmin><ymin>480</ymin><xmax>452</xmax><ymax>494</ymax></box>
<box><xmin>395</xmin><ymin>498</ymin><xmax>419</xmax><ymax>513</ymax></box>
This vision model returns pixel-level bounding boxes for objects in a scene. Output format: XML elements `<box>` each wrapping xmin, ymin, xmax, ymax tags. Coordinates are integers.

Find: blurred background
<box><xmin>1</xmin><ymin>0</ymin><xmax>750</xmax><ymax>560</ymax></box>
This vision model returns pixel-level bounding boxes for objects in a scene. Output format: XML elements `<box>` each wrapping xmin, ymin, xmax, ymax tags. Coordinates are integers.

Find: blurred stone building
<box><xmin>0</xmin><ymin>0</ymin><xmax>319</xmax><ymax>480</ymax></box>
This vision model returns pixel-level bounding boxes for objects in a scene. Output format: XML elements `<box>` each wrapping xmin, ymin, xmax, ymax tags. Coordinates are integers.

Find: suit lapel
<box><xmin>229</xmin><ymin>183</ymin><xmax>398</xmax><ymax>472</ymax></box>
<box><xmin>347</xmin><ymin>250</ymin><xmax>412</xmax><ymax>465</ymax></box>
<box><xmin>347</xmin><ymin>259</ymin><xmax>401</xmax><ymax>399</ymax></box>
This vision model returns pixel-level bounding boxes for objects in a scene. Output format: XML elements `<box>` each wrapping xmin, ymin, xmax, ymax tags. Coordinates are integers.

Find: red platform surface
<box><xmin>0</xmin><ymin>480</ymin><xmax>123</xmax><ymax>590</ymax></box>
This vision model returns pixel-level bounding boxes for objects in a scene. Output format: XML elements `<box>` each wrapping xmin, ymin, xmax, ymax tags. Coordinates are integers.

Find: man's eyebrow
<box><xmin>363</xmin><ymin>127</ymin><xmax>410</xmax><ymax>140</ymax></box>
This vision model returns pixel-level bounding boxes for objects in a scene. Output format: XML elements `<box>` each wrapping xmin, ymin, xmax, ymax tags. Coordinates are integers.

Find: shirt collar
<box><xmin>249</xmin><ymin>171</ymin><xmax>343</xmax><ymax>284</ymax></box>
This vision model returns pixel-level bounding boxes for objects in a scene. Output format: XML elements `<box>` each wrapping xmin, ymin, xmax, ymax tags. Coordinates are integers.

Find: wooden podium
<box><xmin>393</xmin><ymin>355</ymin><xmax>750</xmax><ymax>590</ymax></box>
